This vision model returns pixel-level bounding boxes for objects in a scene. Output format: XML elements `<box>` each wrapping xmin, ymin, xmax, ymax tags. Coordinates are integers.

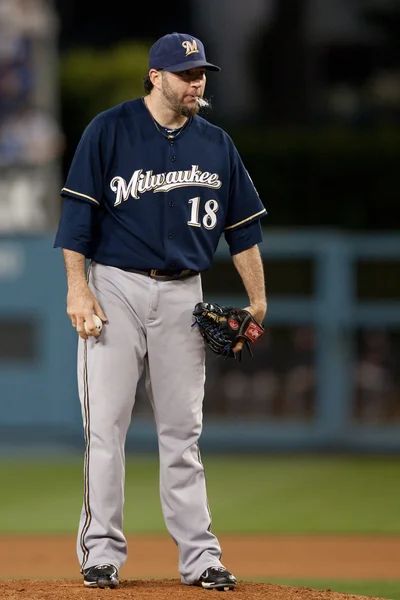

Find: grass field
<box><xmin>1</xmin><ymin>453</ymin><xmax>400</xmax><ymax>534</ymax></box>
<box><xmin>1</xmin><ymin>454</ymin><xmax>400</xmax><ymax>599</ymax></box>
<box><xmin>263</xmin><ymin>579</ymin><xmax>400</xmax><ymax>600</ymax></box>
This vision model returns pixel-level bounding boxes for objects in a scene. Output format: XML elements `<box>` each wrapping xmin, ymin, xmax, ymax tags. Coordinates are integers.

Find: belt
<box><xmin>124</xmin><ymin>268</ymin><xmax>199</xmax><ymax>281</ymax></box>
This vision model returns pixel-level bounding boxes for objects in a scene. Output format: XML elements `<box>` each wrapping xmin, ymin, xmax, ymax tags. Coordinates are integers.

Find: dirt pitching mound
<box><xmin>0</xmin><ymin>579</ymin><xmax>387</xmax><ymax>600</ymax></box>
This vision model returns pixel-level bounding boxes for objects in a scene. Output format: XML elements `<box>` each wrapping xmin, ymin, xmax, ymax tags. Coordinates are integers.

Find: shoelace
<box><xmin>94</xmin><ymin>564</ymin><xmax>116</xmax><ymax>572</ymax></box>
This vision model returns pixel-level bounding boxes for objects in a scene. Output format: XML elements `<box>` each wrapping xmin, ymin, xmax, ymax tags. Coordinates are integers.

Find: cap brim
<box><xmin>164</xmin><ymin>60</ymin><xmax>221</xmax><ymax>72</ymax></box>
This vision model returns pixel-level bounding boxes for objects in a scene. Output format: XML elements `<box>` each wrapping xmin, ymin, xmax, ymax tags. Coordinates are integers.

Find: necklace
<box><xmin>142</xmin><ymin>97</ymin><xmax>190</xmax><ymax>140</ymax></box>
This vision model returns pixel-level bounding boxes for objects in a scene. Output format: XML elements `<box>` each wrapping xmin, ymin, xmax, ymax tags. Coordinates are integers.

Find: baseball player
<box><xmin>54</xmin><ymin>32</ymin><xmax>267</xmax><ymax>590</ymax></box>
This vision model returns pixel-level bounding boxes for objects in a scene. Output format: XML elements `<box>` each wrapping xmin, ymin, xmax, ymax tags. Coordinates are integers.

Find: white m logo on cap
<box><xmin>182</xmin><ymin>40</ymin><xmax>199</xmax><ymax>56</ymax></box>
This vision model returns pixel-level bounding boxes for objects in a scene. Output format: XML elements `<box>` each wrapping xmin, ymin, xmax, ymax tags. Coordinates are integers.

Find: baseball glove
<box><xmin>192</xmin><ymin>302</ymin><xmax>265</xmax><ymax>360</ymax></box>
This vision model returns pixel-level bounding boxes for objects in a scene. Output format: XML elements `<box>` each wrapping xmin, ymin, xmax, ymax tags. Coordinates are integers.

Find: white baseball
<box><xmin>84</xmin><ymin>314</ymin><xmax>103</xmax><ymax>336</ymax></box>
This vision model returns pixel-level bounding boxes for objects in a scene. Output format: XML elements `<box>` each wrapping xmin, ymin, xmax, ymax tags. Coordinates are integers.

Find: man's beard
<box><xmin>162</xmin><ymin>77</ymin><xmax>211</xmax><ymax>117</ymax></box>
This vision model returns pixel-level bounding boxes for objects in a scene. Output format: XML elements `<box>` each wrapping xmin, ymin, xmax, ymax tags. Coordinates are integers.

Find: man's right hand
<box><xmin>67</xmin><ymin>285</ymin><xmax>108</xmax><ymax>340</ymax></box>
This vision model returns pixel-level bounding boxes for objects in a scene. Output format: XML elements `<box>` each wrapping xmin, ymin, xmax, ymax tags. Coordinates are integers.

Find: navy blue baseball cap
<box><xmin>148</xmin><ymin>32</ymin><xmax>221</xmax><ymax>73</ymax></box>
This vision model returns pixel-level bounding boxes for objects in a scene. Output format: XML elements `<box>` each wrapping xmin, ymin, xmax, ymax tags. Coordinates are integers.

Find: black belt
<box><xmin>124</xmin><ymin>268</ymin><xmax>199</xmax><ymax>281</ymax></box>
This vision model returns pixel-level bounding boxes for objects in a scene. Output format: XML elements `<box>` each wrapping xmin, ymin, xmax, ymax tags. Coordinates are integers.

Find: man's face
<box><xmin>161</xmin><ymin>68</ymin><xmax>207</xmax><ymax>117</ymax></box>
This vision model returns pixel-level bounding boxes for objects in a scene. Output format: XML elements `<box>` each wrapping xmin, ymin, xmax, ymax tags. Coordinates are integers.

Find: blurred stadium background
<box><xmin>1</xmin><ymin>0</ymin><xmax>400</xmax><ymax>597</ymax></box>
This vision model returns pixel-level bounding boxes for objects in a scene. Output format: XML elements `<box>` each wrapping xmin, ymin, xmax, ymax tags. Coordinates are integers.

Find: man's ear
<box><xmin>149</xmin><ymin>69</ymin><xmax>162</xmax><ymax>90</ymax></box>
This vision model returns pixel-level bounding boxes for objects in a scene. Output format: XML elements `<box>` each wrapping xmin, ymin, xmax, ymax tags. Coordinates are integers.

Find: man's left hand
<box><xmin>232</xmin><ymin>303</ymin><xmax>267</xmax><ymax>354</ymax></box>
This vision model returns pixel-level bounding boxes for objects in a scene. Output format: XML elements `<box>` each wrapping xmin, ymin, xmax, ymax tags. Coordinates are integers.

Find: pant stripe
<box><xmin>79</xmin><ymin>261</ymin><xmax>94</xmax><ymax>571</ymax></box>
<box><xmin>196</xmin><ymin>444</ymin><xmax>213</xmax><ymax>533</ymax></box>
<box><xmin>79</xmin><ymin>339</ymin><xmax>92</xmax><ymax>570</ymax></box>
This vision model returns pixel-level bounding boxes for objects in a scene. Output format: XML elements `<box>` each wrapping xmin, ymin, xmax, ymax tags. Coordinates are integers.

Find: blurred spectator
<box><xmin>0</xmin><ymin>103</ymin><xmax>63</xmax><ymax>167</ymax></box>
<box><xmin>281</xmin><ymin>326</ymin><xmax>316</xmax><ymax>419</ymax></box>
<box><xmin>0</xmin><ymin>0</ymin><xmax>32</xmax><ymax>119</ymax></box>
<box><xmin>0</xmin><ymin>103</ymin><xmax>64</xmax><ymax>231</ymax></box>
<box><xmin>0</xmin><ymin>0</ymin><xmax>54</xmax><ymax>119</ymax></box>
<box><xmin>355</xmin><ymin>329</ymin><xmax>397</xmax><ymax>423</ymax></box>
<box><xmin>0</xmin><ymin>0</ymin><xmax>62</xmax><ymax>231</ymax></box>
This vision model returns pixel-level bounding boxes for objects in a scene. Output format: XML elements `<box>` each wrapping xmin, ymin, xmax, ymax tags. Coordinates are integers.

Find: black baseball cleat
<box><xmin>197</xmin><ymin>566</ymin><xmax>237</xmax><ymax>591</ymax></box>
<box><xmin>83</xmin><ymin>564</ymin><xmax>119</xmax><ymax>588</ymax></box>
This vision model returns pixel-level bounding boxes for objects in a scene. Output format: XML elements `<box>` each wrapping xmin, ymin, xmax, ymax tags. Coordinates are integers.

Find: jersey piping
<box><xmin>62</xmin><ymin>187</ymin><xmax>100</xmax><ymax>206</ymax></box>
<box><xmin>224</xmin><ymin>208</ymin><xmax>267</xmax><ymax>231</ymax></box>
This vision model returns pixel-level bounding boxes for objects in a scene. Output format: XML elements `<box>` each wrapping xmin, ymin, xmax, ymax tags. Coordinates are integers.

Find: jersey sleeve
<box><xmin>53</xmin><ymin>196</ymin><xmax>96</xmax><ymax>257</ymax></box>
<box><xmin>224</xmin><ymin>141</ymin><xmax>267</xmax><ymax>232</ymax></box>
<box><xmin>224</xmin><ymin>219</ymin><xmax>263</xmax><ymax>255</ymax></box>
<box><xmin>61</xmin><ymin>116</ymin><xmax>106</xmax><ymax>207</ymax></box>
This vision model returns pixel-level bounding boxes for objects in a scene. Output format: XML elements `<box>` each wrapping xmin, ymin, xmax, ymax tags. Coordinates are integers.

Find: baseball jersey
<box><xmin>54</xmin><ymin>98</ymin><xmax>267</xmax><ymax>272</ymax></box>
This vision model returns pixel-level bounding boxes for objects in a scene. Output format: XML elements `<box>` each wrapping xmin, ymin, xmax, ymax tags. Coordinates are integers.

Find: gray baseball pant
<box><xmin>76</xmin><ymin>262</ymin><xmax>223</xmax><ymax>583</ymax></box>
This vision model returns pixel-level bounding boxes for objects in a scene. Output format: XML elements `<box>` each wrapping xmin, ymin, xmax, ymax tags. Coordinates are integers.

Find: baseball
<box><xmin>84</xmin><ymin>314</ymin><xmax>103</xmax><ymax>336</ymax></box>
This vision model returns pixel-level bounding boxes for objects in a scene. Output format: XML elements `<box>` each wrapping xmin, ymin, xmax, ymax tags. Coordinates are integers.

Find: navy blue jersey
<box><xmin>54</xmin><ymin>98</ymin><xmax>267</xmax><ymax>271</ymax></box>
